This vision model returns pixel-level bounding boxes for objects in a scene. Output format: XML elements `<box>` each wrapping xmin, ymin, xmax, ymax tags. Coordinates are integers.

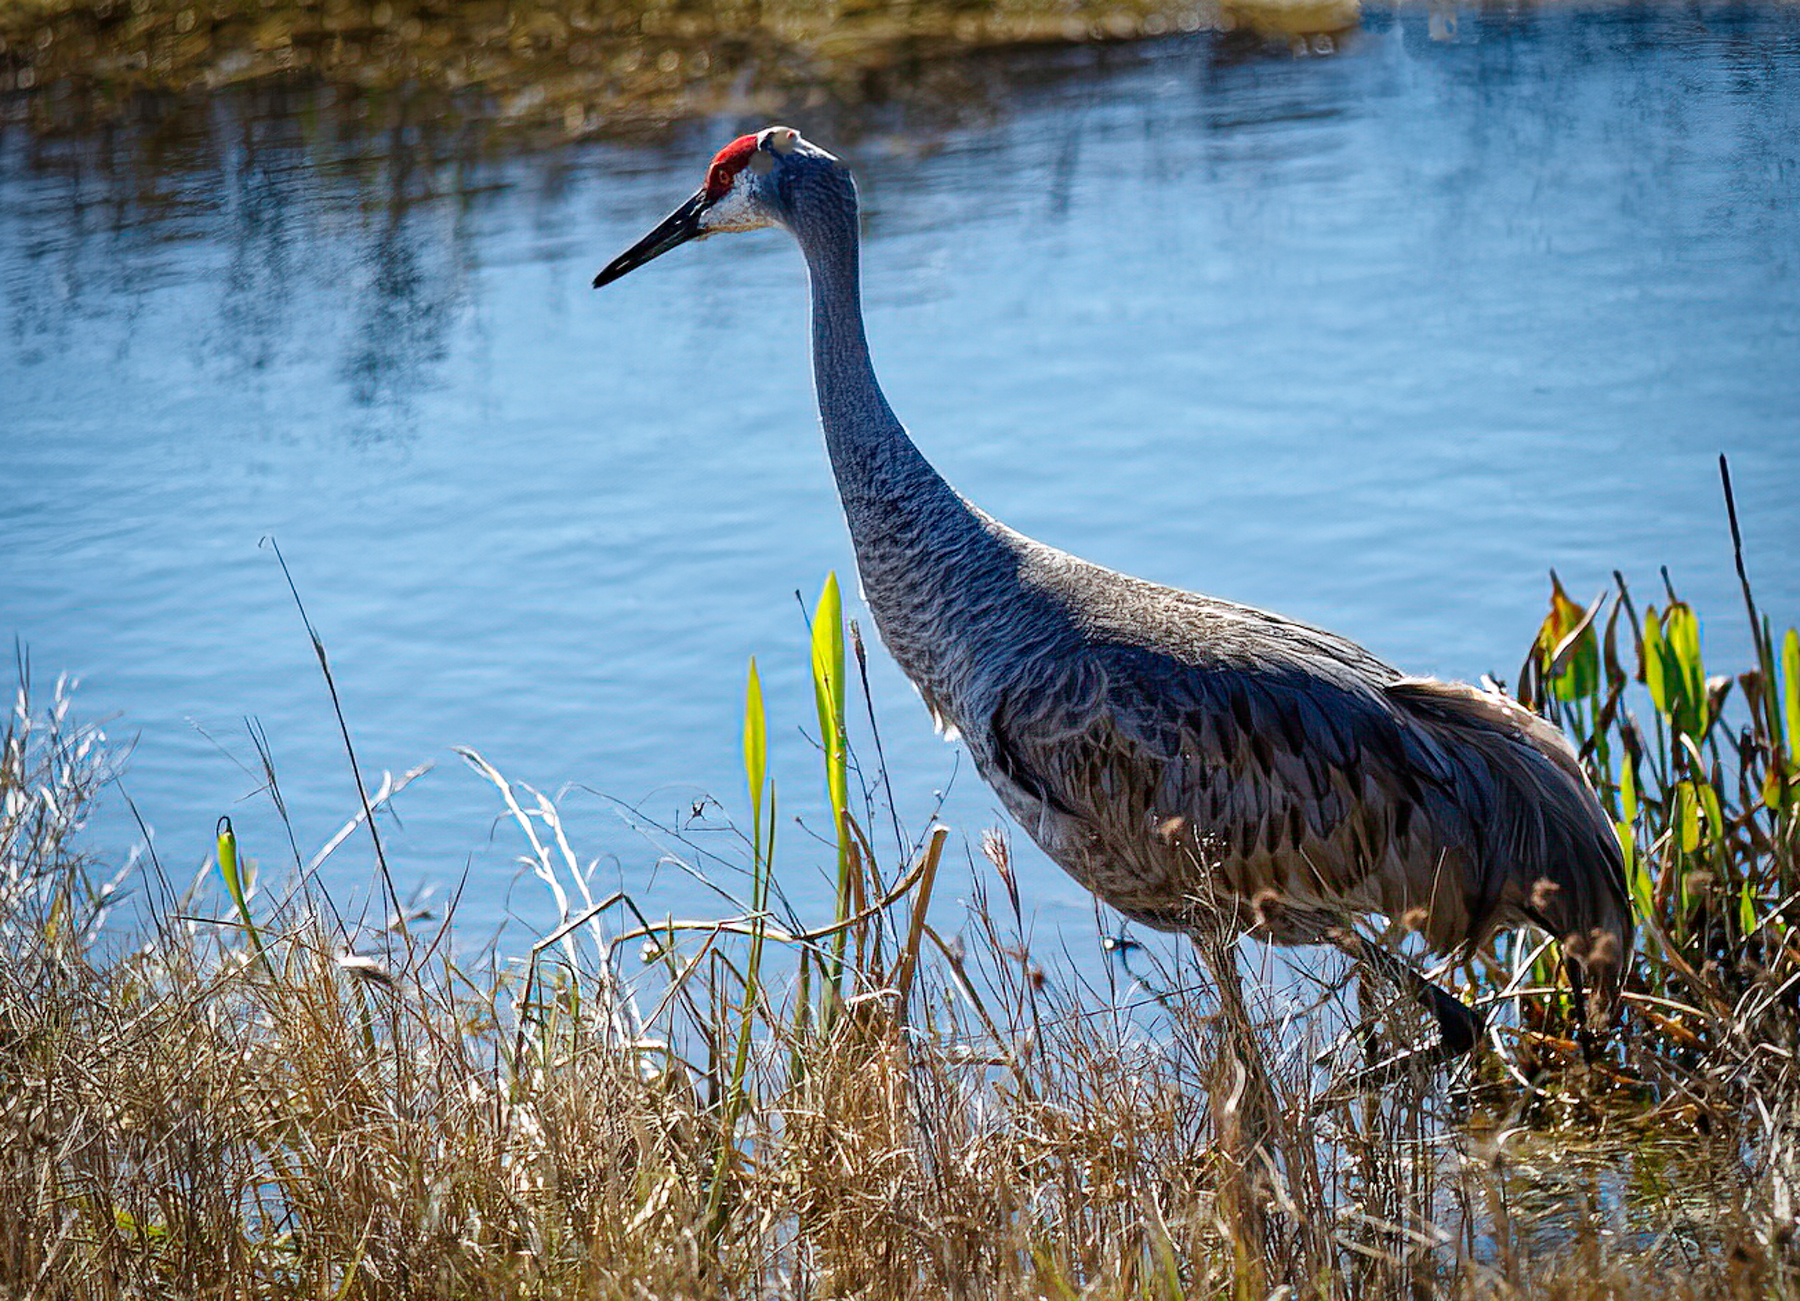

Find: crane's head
<box><xmin>593</xmin><ymin>125</ymin><xmax>838</xmax><ymax>288</ymax></box>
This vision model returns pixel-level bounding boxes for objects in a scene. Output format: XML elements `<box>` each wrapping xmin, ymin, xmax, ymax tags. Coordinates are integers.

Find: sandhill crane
<box><xmin>594</xmin><ymin>125</ymin><xmax>1633</xmax><ymax>1066</ymax></box>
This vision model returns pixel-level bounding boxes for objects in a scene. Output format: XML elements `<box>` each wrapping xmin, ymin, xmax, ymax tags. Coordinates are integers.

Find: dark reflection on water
<box><xmin>1</xmin><ymin>6</ymin><xmax>1798</xmax><ymax>960</ymax></box>
<box><xmin>2</xmin><ymin>85</ymin><xmax>487</xmax><ymax>434</ymax></box>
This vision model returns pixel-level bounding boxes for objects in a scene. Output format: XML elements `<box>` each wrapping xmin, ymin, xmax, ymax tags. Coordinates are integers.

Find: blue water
<box><xmin>3</xmin><ymin>5</ymin><xmax>1797</xmax><ymax>961</ymax></box>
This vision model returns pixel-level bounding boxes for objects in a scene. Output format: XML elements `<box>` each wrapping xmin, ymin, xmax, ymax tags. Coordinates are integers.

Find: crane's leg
<box><xmin>1564</xmin><ymin>955</ymin><xmax>1597</xmax><ymax>1064</ymax></box>
<box><xmin>1192</xmin><ymin>929</ymin><xmax>1276</xmax><ymax>1277</ymax></box>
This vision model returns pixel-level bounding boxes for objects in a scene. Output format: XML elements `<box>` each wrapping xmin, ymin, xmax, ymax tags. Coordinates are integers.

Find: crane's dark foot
<box><xmin>1334</xmin><ymin>1040</ymin><xmax>1464</xmax><ymax>1095</ymax></box>
<box><xmin>1326</xmin><ymin>988</ymin><xmax>1483</xmax><ymax>1094</ymax></box>
<box><xmin>1347</xmin><ymin>936</ymin><xmax>1485</xmax><ymax>1054</ymax></box>
<box><xmin>1418</xmin><ymin>979</ymin><xmax>1485</xmax><ymax>1059</ymax></box>
<box><xmin>1324</xmin><ymin>936</ymin><xmax>1485</xmax><ymax>1095</ymax></box>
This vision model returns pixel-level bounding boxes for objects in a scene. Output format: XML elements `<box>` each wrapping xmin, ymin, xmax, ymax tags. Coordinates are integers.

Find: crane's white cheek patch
<box><xmin>699</xmin><ymin>185</ymin><xmax>770</xmax><ymax>234</ymax></box>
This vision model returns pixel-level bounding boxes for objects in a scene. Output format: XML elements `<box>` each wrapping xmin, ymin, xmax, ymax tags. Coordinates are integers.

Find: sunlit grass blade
<box><xmin>744</xmin><ymin>655</ymin><xmax>768</xmax><ymax>864</ymax></box>
<box><xmin>810</xmin><ymin>572</ymin><xmax>851</xmax><ymax>1014</ymax></box>
<box><xmin>742</xmin><ymin>654</ymin><xmax>772</xmax><ymax>1005</ymax></box>
<box><xmin>710</xmin><ymin>660</ymin><xmax>771</xmax><ymax>1240</ymax></box>
<box><xmin>811</xmin><ymin>572</ymin><xmax>848</xmax><ymax>827</ymax></box>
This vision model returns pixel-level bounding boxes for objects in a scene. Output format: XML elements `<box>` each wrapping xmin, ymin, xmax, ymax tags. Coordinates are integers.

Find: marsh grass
<box><xmin>3</xmin><ymin>533</ymin><xmax>1799</xmax><ymax>1298</ymax></box>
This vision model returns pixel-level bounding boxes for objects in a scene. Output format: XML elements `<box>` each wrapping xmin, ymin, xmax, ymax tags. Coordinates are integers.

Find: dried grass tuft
<box><xmin>5</xmin><ymin>480</ymin><xmax>1799</xmax><ymax>1298</ymax></box>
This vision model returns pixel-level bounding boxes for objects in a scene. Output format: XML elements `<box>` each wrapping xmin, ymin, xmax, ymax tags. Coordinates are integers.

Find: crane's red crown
<box><xmin>705</xmin><ymin>135</ymin><xmax>759</xmax><ymax>200</ymax></box>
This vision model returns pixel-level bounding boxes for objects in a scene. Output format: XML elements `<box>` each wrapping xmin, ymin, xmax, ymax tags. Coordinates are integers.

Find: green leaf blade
<box><xmin>1783</xmin><ymin>627</ymin><xmax>1800</xmax><ymax>762</ymax></box>
<box><xmin>744</xmin><ymin>657</ymin><xmax>767</xmax><ymax>824</ymax></box>
<box><xmin>810</xmin><ymin>573</ymin><xmax>848</xmax><ymax>823</ymax></box>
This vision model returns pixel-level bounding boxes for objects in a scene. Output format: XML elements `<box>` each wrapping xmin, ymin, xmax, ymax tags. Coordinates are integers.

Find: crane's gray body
<box><xmin>841</xmin><ymin>455</ymin><xmax>1627</xmax><ymax>965</ymax></box>
<box><xmin>599</xmin><ymin>129</ymin><xmax>1634</xmax><ymax>1014</ymax></box>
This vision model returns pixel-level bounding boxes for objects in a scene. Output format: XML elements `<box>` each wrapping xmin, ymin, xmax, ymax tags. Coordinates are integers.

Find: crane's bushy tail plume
<box><xmin>1387</xmin><ymin>679</ymin><xmax>1633</xmax><ymax>1032</ymax></box>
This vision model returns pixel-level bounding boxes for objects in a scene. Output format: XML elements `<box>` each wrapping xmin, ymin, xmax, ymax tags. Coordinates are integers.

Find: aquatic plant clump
<box><xmin>1519</xmin><ymin>464</ymin><xmax>1800</xmax><ymax>1113</ymax></box>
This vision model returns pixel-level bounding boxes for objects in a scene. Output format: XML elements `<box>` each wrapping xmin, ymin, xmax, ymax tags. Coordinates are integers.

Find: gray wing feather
<box><xmin>987</xmin><ymin>636</ymin><xmax>1630</xmax><ymax>963</ymax></box>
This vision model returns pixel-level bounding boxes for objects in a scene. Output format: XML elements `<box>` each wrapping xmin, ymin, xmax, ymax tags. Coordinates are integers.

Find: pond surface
<box><xmin>3</xmin><ymin>4</ymin><xmax>1798</xmax><ymax>960</ymax></box>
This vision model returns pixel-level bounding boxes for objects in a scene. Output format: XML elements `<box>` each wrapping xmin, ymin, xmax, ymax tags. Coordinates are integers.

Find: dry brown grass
<box><xmin>4</xmin><ymin>648</ymin><xmax>1798</xmax><ymax>1300</ymax></box>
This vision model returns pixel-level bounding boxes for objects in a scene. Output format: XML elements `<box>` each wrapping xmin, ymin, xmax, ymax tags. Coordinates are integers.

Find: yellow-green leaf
<box><xmin>218</xmin><ymin>816</ymin><xmax>246</xmax><ymax>907</ymax></box>
<box><xmin>744</xmin><ymin>658</ymin><xmax>766</xmax><ymax>809</ymax></box>
<box><xmin>216</xmin><ymin>816</ymin><xmax>269</xmax><ymax>970</ymax></box>
<box><xmin>1619</xmin><ymin>755</ymin><xmax>1638</xmax><ymax>825</ymax></box>
<box><xmin>1536</xmin><ymin>575</ymin><xmax>1599</xmax><ymax>701</ymax></box>
<box><xmin>1698</xmin><ymin>781</ymin><xmax>1726</xmax><ymax>851</ymax></box>
<box><xmin>1676</xmin><ymin>781</ymin><xmax>1700</xmax><ymax>855</ymax></box>
<box><xmin>1665</xmin><ymin>602</ymin><xmax>1707</xmax><ymax>731</ymax></box>
<box><xmin>1618</xmin><ymin>821</ymin><xmax>1650</xmax><ymax>921</ymax></box>
<box><xmin>1643</xmin><ymin>607</ymin><xmax>1670</xmax><ymax>716</ymax></box>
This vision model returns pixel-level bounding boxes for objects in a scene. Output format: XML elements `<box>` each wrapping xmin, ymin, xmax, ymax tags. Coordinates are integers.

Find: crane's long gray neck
<box><xmin>784</xmin><ymin>168</ymin><xmax>1022</xmax><ymax>709</ymax></box>
<box><xmin>788</xmin><ymin>182</ymin><xmax>938</xmax><ymax>511</ymax></box>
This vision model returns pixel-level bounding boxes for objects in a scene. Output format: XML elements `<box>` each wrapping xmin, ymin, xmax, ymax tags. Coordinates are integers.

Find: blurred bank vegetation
<box><xmin>0</xmin><ymin>0</ymin><xmax>1361</xmax><ymax>138</ymax></box>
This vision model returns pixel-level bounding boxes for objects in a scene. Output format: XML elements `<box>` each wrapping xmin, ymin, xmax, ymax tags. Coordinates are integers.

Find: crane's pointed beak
<box><xmin>593</xmin><ymin>190</ymin><xmax>709</xmax><ymax>288</ymax></box>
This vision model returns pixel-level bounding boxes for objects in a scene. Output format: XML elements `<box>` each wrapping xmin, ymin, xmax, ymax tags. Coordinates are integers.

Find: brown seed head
<box><xmin>1529</xmin><ymin>876</ymin><xmax>1562</xmax><ymax>913</ymax></box>
<box><xmin>1587</xmin><ymin>929</ymin><xmax>1620</xmax><ymax>971</ymax></box>
<box><xmin>981</xmin><ymin>828</ymin><xmax>1012</xmax><ymax>879</ymax></box>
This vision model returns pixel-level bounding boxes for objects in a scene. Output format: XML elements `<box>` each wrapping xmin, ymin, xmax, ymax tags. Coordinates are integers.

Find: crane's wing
<box><xmin>985</xmin><ymin>636</ymin><xmax>1629</xmax><ymax>961</ymax></box>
